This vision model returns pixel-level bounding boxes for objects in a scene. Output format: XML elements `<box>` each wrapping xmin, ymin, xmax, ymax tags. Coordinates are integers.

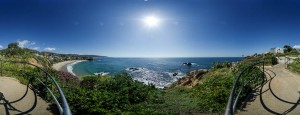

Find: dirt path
<box><xmin>238</xmin><ymin>64</ymin><xmax>300</xmax><ymax>115</ymax></box>
<box><xmin>0</xmin><ymin>77</ymin><xmax>54</xmax><ymax>115</ymax></box>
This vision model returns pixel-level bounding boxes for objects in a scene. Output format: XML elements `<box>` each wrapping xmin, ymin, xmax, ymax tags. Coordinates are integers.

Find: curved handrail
<box><xmin>225</xmin><ymin>61</ymin><xmax>265</xmax><ymax>115</ymax></box>
<box><xmin>0</xmin><ymin>60</ymin><xmax>71</xmax><ymax>115</ymax></box>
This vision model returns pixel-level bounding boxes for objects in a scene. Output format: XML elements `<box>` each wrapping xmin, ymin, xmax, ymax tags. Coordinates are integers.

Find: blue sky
<box><xmin>0</xmin><ymin>0</ymin><xmax>300</xmax><ymax>57</ymax></box>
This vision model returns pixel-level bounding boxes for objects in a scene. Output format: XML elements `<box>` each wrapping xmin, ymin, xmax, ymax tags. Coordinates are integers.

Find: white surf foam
<box><xmin>94</xmin><ymin>72</ymin><xmax>110</xmax><ymax>76</ymax></box>
<box><xmin>125</xmin><ymin>67</ymin><xmax>185</xmax><ymax>88</ymax></box>
<box><xmin>67</xmin><ymin>60</ymin><xmax>86</xmax><ymax>76</ymax></box>
<box><xmin>191</xmin><ymin>63</ymin><xmax>200</xmax><ymax>66</ymax></box>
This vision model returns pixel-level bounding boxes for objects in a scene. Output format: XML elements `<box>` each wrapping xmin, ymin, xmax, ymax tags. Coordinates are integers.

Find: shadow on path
<box><xmin>256</xmin><ymin>69</ymin><xmax>300</xmax><ymax>114</ymax></box>
<box><xmin>0</xmin><ymin>78</ymin><xmax>39</xmax><ymax>115</ymax></box>
<box><xmin>239</xmin><ymin>67</ymin><xmax>300</xmax><ymax>114</ymax></box>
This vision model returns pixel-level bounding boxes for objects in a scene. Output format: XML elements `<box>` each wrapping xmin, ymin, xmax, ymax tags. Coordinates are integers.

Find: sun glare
<box><xmin>144</xmin><ymin>15</ymin><xmax>160</xmax><ymax>27</ymax></box>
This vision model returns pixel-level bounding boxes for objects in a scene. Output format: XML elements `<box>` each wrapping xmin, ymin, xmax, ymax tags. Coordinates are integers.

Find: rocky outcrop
<box><xmin>165</xmin><ymin>69</ymin><xmax>208</xmax><ymax>89</ymax></box>
<box><xmin>183</xmin><ymin>62</ymin><xmax>192</xmax><ymax>66</ymax></box>
<box><xmin>28</xmin><ymin>58</ymin><xmax>43</xmax><ymax>67</ymax></box>
<box><xmin>27</xmin><ymin>57</ymin><xmax>52</xmax><ymax>68</ymax></box>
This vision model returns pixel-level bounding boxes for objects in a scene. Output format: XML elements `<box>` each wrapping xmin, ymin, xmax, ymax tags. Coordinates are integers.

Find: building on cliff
<box><xmin>270</xmin><ymin>47</ymin><xmax>284</xmax><ymax>54</ymax></box>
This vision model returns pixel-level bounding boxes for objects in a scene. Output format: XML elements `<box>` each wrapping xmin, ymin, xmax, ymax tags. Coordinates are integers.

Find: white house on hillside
<box><xmin>293</xmin><ymin>45</ymin><xmax>300</xmax><ymax>52</ymax></box>
<box><xmin>270</xmin><ymin>47</ymin><xmax>284</xmax><ymax>54</ymax></box>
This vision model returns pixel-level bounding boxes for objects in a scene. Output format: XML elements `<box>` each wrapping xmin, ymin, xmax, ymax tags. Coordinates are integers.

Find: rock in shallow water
<box><xmin>182</xmin><ymin>62</ymin><xmax>192</xmax><ymax>66</ymax></box>
<box><xmin>164</xmin><ymin>69</ymin><xmax>208</xmax><ymax>89</ymax></box>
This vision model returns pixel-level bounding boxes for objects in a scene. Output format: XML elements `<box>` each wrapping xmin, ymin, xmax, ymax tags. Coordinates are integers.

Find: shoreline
<box><xmin>52</xmin><ymin>60</ymin><xmax>86</xmax><ymax>76</ymax></box>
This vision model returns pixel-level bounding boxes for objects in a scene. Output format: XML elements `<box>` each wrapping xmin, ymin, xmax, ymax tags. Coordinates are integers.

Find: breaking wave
<box><xmin>67</xmin><ymin>60</ymin><xmax>86</xmax><ymax>76</ymax></box>
<box><xmin>126</xmin><ymin>67</ymin><xmax>184</xmax><ymax>88</ymax></box>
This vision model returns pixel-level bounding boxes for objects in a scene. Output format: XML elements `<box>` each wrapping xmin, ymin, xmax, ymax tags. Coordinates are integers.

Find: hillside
<box><xmin>0</xmin><ymin>43</ymin><xmax>97</xmax><ymax>67</ymax></box>
<box><xmin>0</xmin><ymin>42</ymin><xmax>290</xmax><ymax>114</ymax></box>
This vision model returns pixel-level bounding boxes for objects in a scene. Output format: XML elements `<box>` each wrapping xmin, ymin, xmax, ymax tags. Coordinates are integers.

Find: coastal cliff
<box><xmin>165</xmin><ymin>69</ymin><xmax>208</xmax><ymax>89</ymax></box>
<box><xmin>165</xmin><ymin>61</ymin><xmax>239</xmax><ymax>89</ymax></box>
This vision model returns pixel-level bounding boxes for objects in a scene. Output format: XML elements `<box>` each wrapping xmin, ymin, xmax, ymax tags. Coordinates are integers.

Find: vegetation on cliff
<box><xmin>288</xmin><ymin>58</ymin><xmax>300</xmax><ymax>75</ymax></box>
<box><xmin>283</xmin><ymin>45</ymin><xmax>300</xmax><ymax>56</ymax></box>
<box><xmin>0</xmin><ymin>42</ymin><xmax>267</xmax><ymax>114</ymax></box>
<box><xmin>0</xmin><ymin>43</ymin><xmax>97</xmax><ymax>67</ymax></box>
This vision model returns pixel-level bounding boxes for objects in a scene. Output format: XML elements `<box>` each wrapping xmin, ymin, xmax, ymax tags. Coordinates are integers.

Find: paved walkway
<box><xmin>0</xmin><ymin>77</ymin><xmax>54</xmax><ymax>115</ymax></box>
<box><xmin>238</xmin><ymin>64</ymin><xmax>300</xmax><ymax>115</ymax></box>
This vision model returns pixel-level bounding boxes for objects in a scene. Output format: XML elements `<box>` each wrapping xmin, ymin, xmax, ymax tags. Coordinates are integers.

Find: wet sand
<box><xmin>52</xmin><ymin>60</ymin><xmax>84</xmax><ymax>72</ymax></box>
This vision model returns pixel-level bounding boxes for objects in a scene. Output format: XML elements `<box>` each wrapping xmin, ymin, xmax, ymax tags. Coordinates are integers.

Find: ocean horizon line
<box><xmin>104</xmin><ymin>56</ymin><xmax>244</xmax><ymax>58</ymax></box>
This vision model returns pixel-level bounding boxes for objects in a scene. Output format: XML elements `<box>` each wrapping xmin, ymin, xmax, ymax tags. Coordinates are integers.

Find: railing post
<box><xmin>0</xmin><ymin>60</ymin><xmax>2</xmax><ymax>76</ymax></box>
<box><xmin>262</xmin><ymin>61</ymin><xmax>264</xmax><ymax>81</ymax></box>
<box><xmin>45</xmin><ymin>72</ymin><xmax>49</xmax><ymax>89</ymax></box>
<box><xmin>23</xmin><ymin>63</ymin><xmax>25</xmax><ymax>78</ymax></box>
<box><xmin>225</xmin><ymin>92</ymin><xmax>233</xmax><ymax>115</ymax></box>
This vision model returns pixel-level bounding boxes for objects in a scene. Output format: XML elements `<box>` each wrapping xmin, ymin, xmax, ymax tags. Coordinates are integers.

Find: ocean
<box><xmin>69</xmin><ymin>57</ymin><xmax>242</xmax><ymax>88</ymax></box>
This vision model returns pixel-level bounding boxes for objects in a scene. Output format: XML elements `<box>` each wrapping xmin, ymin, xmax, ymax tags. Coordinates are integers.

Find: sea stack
<box><xmin>183</xmin><ymin>62</ymin><xmax>192</xmax><ymax>66</ymax></box>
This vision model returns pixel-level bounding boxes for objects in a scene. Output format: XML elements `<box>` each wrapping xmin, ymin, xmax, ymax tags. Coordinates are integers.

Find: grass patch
<box><xmin>159</xmin><ymin>87</ymin><xmax>200</xmax><ymax>114</ymax></box>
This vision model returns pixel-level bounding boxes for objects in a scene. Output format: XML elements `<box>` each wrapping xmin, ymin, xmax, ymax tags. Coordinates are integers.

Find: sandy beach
<box><xmin>52</xmin><ymin>60</ymin><xmax>85</xmax><ymax>72</ymax></box>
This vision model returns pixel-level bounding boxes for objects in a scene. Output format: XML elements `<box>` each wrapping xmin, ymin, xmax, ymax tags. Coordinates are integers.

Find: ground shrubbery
<box><xmin>1</xmin><ymin>43</ymin><xmax>268</xmax><ymax>113</ymax></box>
<box><xmin>0</xmin><ymin>56</ymin><xmax>265</xmax><ymax>114</ymax></box>
<box><xmin>61</xmin><ymin>73</ymin><xmax>164</xmax><ymax>114</ymax></box>
<box><xmin>48</xmin><ymin>66</ymin><xmax>243</xmax><ymax>114</ymax></box>
<box><xmin>264</xmin><ymin>55</ymin><xmax>278</xmax><ymax>66</ymax></box>
<box><xmin>288</xmin><ymin>58</ymin><xmax>300</xmax><ymax>75</ymax></box>
<box><xmin>191</xmin><ymin>67</ymin><xmax>235</xmax><ymax>112</ymax></box>
<box><xmin>193</xmin><ymin>59</ymin><xmax>263</xmax><ymax>112</ymax></box>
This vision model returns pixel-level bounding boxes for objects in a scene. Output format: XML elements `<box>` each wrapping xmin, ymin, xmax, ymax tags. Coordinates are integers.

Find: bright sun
<box><xmin>144</xmin><ymin>15</ymin><xmax>160</xmax><ymax>27</ymax></box>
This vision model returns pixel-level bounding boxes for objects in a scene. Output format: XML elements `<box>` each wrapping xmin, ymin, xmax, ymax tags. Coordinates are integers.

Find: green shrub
<box><xmin>212</xmin><ymin>61</ymin><xmax>231</xmax><ymax>69</ymax></box>
<box><xmin>288</xmin><ymin>58</ymin><xmax>300</xmax><ymax>75</ymax></box>
<box><xmin>0</xmin><ymin>55</ymin><xmax>265</xmax><ymax>114</ymax></box>
<box><xmin>192</xmin><ymin>60</ymin><xmax>264</xmax><ymax>112</ymax></box>
<box><xmin>64</xmin><ymin>73</ymin><xmax>164</xmax><ymax>114</ymax></box>
<box><xmin>264</xmin><ymin>55</ymin><xmax>278</xmax><ymax>66</ymax></box>
<box><xmin>194</xmin><ymin>77</ymin><xmax>234</xmax><ymax>112</ymax></box>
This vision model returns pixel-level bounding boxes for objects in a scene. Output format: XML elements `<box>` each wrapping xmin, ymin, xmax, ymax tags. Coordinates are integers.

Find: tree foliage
<box><xmin>8</xmin><ymin>42</ymin><xmax>20</xmax><ymax>49</ymax></box>
<box><xmin>64</xmin><ymin>73</ymin><xmax>164</xmax><ymax>114</ymax></box>
<box><xmin>3</xmin><ymin>42</ymin><xmax>22</xmax><ymax>57</ymax></box>
<box><xmin>284</xmin><ymin>45</ymin><xmax>293</xmax><ymax>53</ymax></box>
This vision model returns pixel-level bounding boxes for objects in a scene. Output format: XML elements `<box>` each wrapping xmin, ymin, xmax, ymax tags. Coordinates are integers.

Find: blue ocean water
<box><xmin>72</xmin><ymin>57</ymin><xmax>242</xmax><ymax>88</ymax></box>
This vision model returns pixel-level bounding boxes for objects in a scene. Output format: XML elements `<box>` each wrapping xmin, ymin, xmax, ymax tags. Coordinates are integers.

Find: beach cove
<box><xmin>53</xmin><ymin>57</ymin><xmax>243</xmax><ymax>88</ymax></box>
<box><xmin>52</xmin><ymin>60</ymin><xmax>86</xmax><ymax>76</ymax></box>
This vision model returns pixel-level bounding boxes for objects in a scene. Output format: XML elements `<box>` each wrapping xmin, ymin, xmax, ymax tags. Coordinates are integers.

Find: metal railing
<box><xmin>225</xmin><ymin>61</ymin><xmax>265</xmax><ymax>115</ymax></box>
<box><xmin>0</xmin><ymin>60</ymin><xmax>71</xmax><ymax>115</ymax></box>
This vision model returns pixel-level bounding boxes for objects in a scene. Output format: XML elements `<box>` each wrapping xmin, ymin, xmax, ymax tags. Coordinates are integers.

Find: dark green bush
<box><xmin>264</xmin><ymin>55</ymin><xmax>278</xmax><ymax>66</ymax></box>
<box><xmin>64</xmin><ymin>73</ymin><xmax>164</xmax><ymax>114</ymax></box>
<box><xmin>288</xmin><ymin>58</ymin><xmax>300</xmax><ymax>75</ymax></box>
<box><xmin>212</xmin><ymin>61</ymin><xmax>231</xmax><ymax>69</ymax></box>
